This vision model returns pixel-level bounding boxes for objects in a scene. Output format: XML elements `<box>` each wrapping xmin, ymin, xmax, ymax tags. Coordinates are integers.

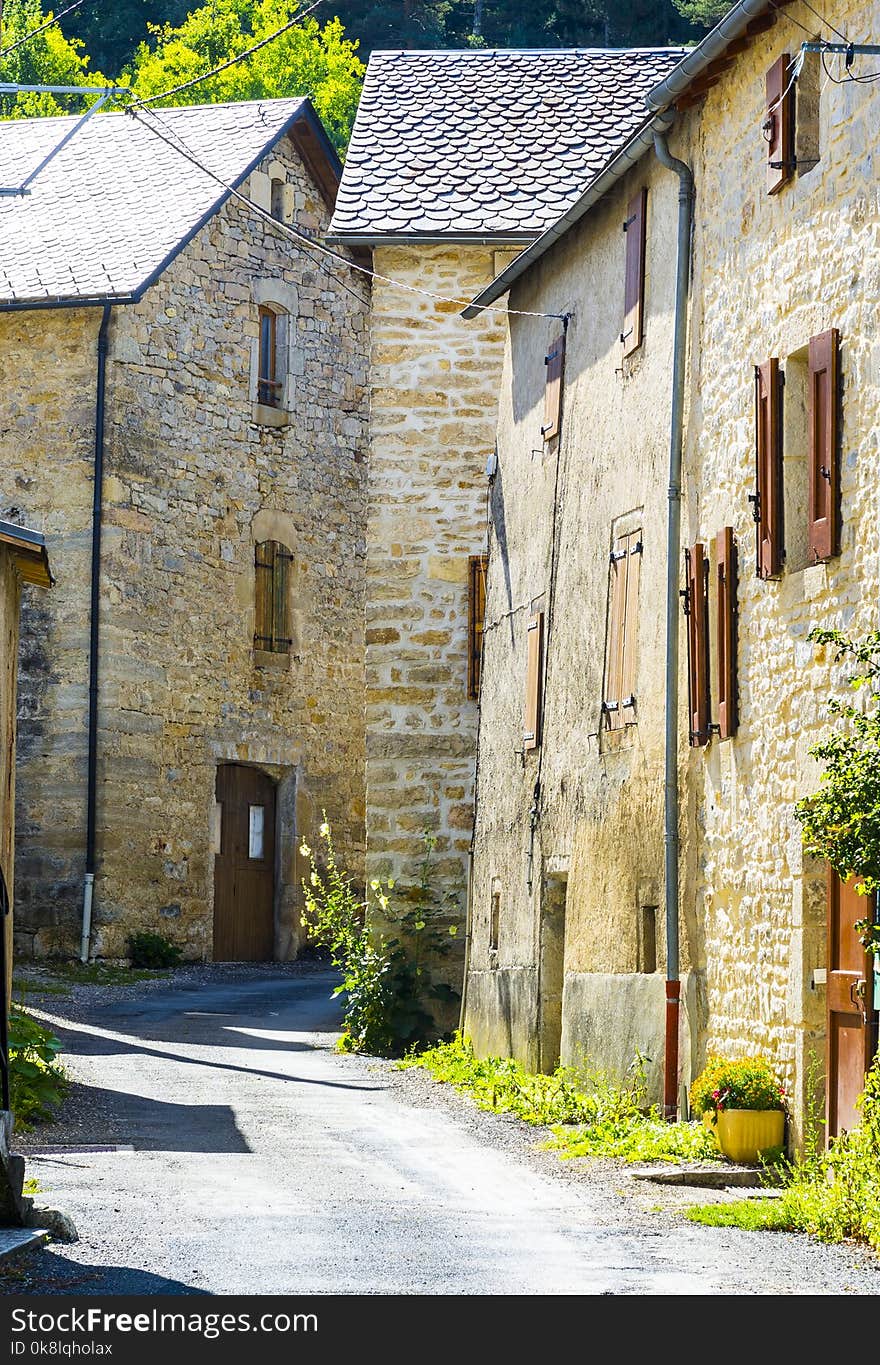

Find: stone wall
<box><xmin>685</xmin><ymin>0</ymin><xmax>880</xmax><ymax>1140</ymax></box>
<box><xmin>364</xmin><ymin>245</ymin><xmax>511</xmax><ymax>1008</ymax></box>
<box><xmin>3</xmin><ymin>133</ymin><xmax>369</xmax><ymax>960</ymax></box>
<box><xmin>462</xmin><ymin>156</ymin><xmax>696</xmax><ymax>1099</ymax></box>
<box><xmin>0</xmin><ymin>553</ymin><xmax>21</xmax><ymax>1003</ymax></box>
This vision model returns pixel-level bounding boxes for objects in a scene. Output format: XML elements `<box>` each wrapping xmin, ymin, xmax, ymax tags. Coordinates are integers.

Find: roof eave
<box><xmin>645</xmin><ymin>0</ymin><xmax>776</xmax><ymax>111</ymax></box>
<box><xmin>0</xmin><ymin>521</ymin><xmax>53</xmax><ymax>588</ymax></box>
<box><xmin>0</xmin><ymin>293</ymin><xmax>135</xmax><ymax>312</ymax></box>
<box><xmin>325</xmin><ymin>230</ymin><xmax>538</xmax><ymax>247</ymax></box>
<box><xmin>461</xmin><ymin>110</ymin><xmax>675</xmax><ymax>319</ymax></box>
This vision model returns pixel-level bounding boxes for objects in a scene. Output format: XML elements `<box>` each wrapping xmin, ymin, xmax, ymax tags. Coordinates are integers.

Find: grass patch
<box><xmin>399</xmin><ymin>1032</ymin><xmax>721</xmax><ymax>1164</ymax></box>
<box><xmin>18</xmin><ymin>961</ymin><xmax>171</xmax><ymax>989</ymax></box>
<box><xmin>685</xmin><ymin>1199</ymin><xmax>791</xmax><ymax>1232</ymax></box>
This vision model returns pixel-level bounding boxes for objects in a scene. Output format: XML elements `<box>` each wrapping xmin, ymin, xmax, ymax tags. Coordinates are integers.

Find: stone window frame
<box><xmin>250</xmin><ymin>280</ymin><xmax>298</xmax><ymax>428</ymax></box>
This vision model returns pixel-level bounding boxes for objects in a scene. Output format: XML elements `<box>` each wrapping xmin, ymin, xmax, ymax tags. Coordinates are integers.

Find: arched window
<box><xmin>258</xmin><ymin>306</ymin><xmax>282</xmax><ymax>407</ymax></box>
<box><xmin>254</xmin><ymin>540</ymin><xmax>292</xmax><ymax>654</ymax></box>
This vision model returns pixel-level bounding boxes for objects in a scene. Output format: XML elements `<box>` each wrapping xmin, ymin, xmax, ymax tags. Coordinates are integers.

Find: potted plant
<box><xmin>689</xmin><ymin>1054</ymin><xmax>787</xmax><ymax>1163</ymax></box>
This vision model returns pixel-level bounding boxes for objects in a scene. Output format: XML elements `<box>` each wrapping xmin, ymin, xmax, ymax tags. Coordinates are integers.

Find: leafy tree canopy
<box><xmin>0</xmin><ymin>0</ymin><xmax>110</xmax><ymax>117</ymax></box>
<box><xmin>125</xmin><ymin>0</ymin><xmax>364</xmax><ymax>153</ymax></box>
<box><xmin>671</xmin><ymin>0</ymin><xmax>732</xmax><ymax>27</ymax></box>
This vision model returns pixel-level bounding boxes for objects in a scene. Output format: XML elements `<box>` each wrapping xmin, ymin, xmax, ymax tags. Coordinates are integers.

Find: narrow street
<box><xmin>9</xmin><ymin>966</ymin><xmax>880</xmax><ymax>1296</ymax></box>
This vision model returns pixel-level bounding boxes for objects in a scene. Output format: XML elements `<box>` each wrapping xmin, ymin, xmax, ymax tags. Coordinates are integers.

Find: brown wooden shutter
<box><xmin>467</xmin><ymin>554</ymin><xmax>488</xmax><ymax>699</ymax></box>
<box><xmin>765</xmin><ymin>54</ymin><xmax>794</xmax><ymax>194</ymax></box>
<box><xmin>254</xmin><ymin>540</ymin><xmax>291</xmax><ymax>653</ymax></box>
<box><xmin>685</xmin><ymin>542</ymin><xmax>710</xmax><ymax>746</ymax></box>
<box><xmin>273</xmin><ymin>543</ymin><xmax>291</xmax><ymax>651</ymax></box>
<box><xmin>716</xmin><ymin>527</ymin><xmax>738</xmax><ymax>740</ymax></box>
<box><xmin>603</xmin><ymin>531</ymin><xmax>641</xmax><ymax>731</ymax></box>
<box><xmin>523</xmin><ymin>611</ymin><xmax>544</xmax><ymax>752</ymax></box>
<box><xmin>754</xmin><ymin>358</ymin><xmax>784</xmax><ymax>578</ymax></box>
<box><xmin>808</xmin><ymin>328</ymin><xmax>840</xmax><ymax>562</ymax></box>
<box><xmin>542</xmin><ymin>333</ymin><xmax>565</xmax><ymax>441</ymax></box>
<box><xmin>622</xmin><ymin>188</ymin><xmax>647</xmax><ymax>356</ymax></box>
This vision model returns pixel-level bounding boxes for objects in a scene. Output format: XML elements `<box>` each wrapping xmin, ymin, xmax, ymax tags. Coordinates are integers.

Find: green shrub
<box><xmin>400</xmin><ymin>1033</ymin><xmax>721</xmax><ymax>1164</ymax></box>
<box><xmin>689</xmin><ymin>1054</ymin><xmax>787</xmax><ymax>1116</ymax></box>
<box><xmin>127</xmin><ymin>931</ymin><xmax>182</xmax><ymax>969</ymax></box>
<box><xmin>300</xmin><ymin>818</ymin><xmax>459</xmax><ymax>1056</ymax></box>
<box><xmin>8</xmin><ymin>1005</ymin><xmax>68</xmax><ymax>1128</ymax></box>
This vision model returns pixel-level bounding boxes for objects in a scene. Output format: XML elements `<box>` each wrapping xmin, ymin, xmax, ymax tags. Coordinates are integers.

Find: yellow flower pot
<box><xmin>715</xmin><ymin>1109</ymin><xmax>785</xmax><ymax>1163</ymax></box>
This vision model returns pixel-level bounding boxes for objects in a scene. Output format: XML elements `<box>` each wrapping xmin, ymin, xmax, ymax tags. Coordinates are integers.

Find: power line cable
<box><xmin>128</xmin><ymin>104</ymin><xmax>568</xmax><ymax>321</ymax></box>
<box><xmin>126</xmin><ymin>0</ymin><xmax>328</xmax><ymax>109</ymax></box>
<box><xmin>0</xmin><ymin>0</ymin><xmax>90</xmax><ymax>60</ymax></box>
<box><xmin>797</xmin><ymin>0</ymin><xmax>850</xmax><ymax>43</ymax></box>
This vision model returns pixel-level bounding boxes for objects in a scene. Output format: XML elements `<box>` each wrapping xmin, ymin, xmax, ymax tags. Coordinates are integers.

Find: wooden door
<box><xmin>826</xmin><ymin>870</ymin><xmax>878</xmax><ymax>1140</ymax></box>
<box><xmin>213</xmin><ymin>765</ymin><xmax>276</xmax><ymax>961</ymax></box>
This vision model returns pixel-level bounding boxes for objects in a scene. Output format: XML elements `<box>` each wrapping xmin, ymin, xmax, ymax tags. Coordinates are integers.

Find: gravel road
<box><xmin>5</xmin><ymin>963</ymin><xmax>880</xmax><ymax>1296</ymax></box>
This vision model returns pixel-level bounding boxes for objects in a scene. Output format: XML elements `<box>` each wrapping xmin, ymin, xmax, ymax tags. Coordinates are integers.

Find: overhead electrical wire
<box><xmin>128</xmin><ymin>104</ymin><xmax>569</xmax><ymax>322</ymax></box>
<box><xmin>0</xmin><ymin>0</ymin><xmax>90</xmax><ymax>60</ymax></box>
<box><xmin>125</xmin><ymin>0</ymin><xmax>328</xmax><ymax>109</ymax></box>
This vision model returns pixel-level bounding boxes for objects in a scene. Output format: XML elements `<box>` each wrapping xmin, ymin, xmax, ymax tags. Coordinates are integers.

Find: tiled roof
<box><xmin>329</xmin><ymin>47</ymin><xmax>689</xmax><ymax>242</ymax></box>
<box><xmin>0</xmin><ymin>98</ymin><xmax>333</xmax><ymax>307</ymax></box>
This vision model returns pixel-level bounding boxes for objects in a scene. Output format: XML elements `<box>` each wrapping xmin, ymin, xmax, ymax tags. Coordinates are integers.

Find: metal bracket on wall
<box><xmin>0</xmin><ymin>85</ymin><xmax>122</xmax><ymax>195</ymax></box>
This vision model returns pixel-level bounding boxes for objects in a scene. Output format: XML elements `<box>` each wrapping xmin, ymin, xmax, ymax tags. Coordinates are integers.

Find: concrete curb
<box><xmin>0</xmin><ymin>1227</ymin><xmax>49</xmax><ymax>1265</ymax></box>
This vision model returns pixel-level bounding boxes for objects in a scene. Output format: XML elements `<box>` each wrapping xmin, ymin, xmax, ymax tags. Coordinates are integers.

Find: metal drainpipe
<box><xmin>80</xmin><ymin>303</ymin><xmax>111</xmax><ymax>963</ymax></box>
<box><xmin>653</xmin><ymin>129</ymin><xmax>694</xmax><ymax>1121</ymax></box>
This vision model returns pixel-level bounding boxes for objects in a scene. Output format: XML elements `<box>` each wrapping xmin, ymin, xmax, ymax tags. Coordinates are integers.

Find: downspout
<box><xmin>653</xmin><ymin>128</ymin><xmax>694</xmax><ymax>1121</ymax></box>
<box><xmin>80</xmin><ymin>303</ymin><xmax>111</xmax><ymax>963</ymax></box>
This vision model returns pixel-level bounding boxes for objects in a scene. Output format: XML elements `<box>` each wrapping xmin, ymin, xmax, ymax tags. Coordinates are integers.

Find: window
<box><xmin>541</xmin><ymin>332</ymin><xmax>565</xmax><ymax>442</ymax></box>
<box><xmin>258</xmin><ymin>306</ymin><xmax>282</xmax><ymax>407</ymax></box>
<box><xmin>489</xmin><ymin>878</ymin><xmax>501</xmax><ymax>955</ymax></box>
<box><xmin>621</xmin><ymin>187</ymin><xmax>647</xmax><ymax>355</ymax></box>
<box><xmin>602</xmin><ymin>530</ymin><xmax>641</xmax><ymax>731</ymax></box>
<box><xmin>254</xmin><ymin>540</ymin><xmax>292</xmax><ymax>654</ymax></box>
<box><xmin>523</xmin><ymin>611</ymin><xmax>544</xmax><ymax>752</ymax></box>
<box><xmin>684</xmin><ymin>541</ymin><xmax>710</xmax><ymax>747</ymax></box>
<box><xmin>467</xmin><ymin>554</ymin><xmax>487</xmax><ymax>699</ymax></box>
<box><xmin>753</xmin><ymin>358</ymin><xmax>784</xmax><ymax>578</ymax></box>
<box><xmin>248</xmin><ymin>805</ymin><xmax>265</xmax><ymax>859</ymax></box>
<box><xmin>638</xmin><ymin>905</ymin><xmax>657</xmax><ymax>975</ymax></box>
<box><xmin>270</xmin><ymin>177</ymin><xmax>285</xmax><ymax>222</ymax></box>
<box><xmin>715</xmin><ymin>527</ymin><xmax>738</xmax><ymax>741</ymax></box>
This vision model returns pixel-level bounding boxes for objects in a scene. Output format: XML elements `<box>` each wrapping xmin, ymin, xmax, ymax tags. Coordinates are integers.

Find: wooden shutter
<box><xmin>685</xmin><ymin>543</ymin><xmax>710</xmax><ymax>746</ymax></box>
<box><xmin>622</xmin><ymin>188</ymin><xmax>647</xmax><ymax>356</ymax></box>
<box><xmin>603</xmin><ymin>531</ymin><xmax>641</xmax><ymax>732</ymax></box>
<box><xmin>754</xmin><ymin>358</ymin><xmax>783</xmax><ymax>578</ymax></box>
<box><xmin>808</xmin><ymin>328</ymin><xmax>840</xmax><ymax>562</ymax></box>
<box><xmin>716</xmin><ymin>527</ymin><xmax>738</xmax><ymax>740</ymax></box>
<box><xmin>542</xmin><ymin>333</ymin><xmax>565</xmax><ymax>441</ymax></box>
<box><xmin>467</xmin><ymin>554</ymin><xmax>488</xmax><ymax>699</ymax></box>
<box><xmin>254</xmin><ymin>540</ymin><xmax>291</xmax><ymax>653</ymax></box>
<box><xmin>523</xmin><ymin>612</ymin><xmax>544</xmax><ymax>752</ymax></box>
<box><xmin>765</xmin><ymin>54</ymin><xmax>794</xmax><ymax>194</ymax></box>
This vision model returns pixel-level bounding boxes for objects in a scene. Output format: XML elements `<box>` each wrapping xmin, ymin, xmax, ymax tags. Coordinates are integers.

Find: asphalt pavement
<box><xmin>7</xmin><ymin>964</ymin><xmax>880</xmax><ymax>1296</ymax></box>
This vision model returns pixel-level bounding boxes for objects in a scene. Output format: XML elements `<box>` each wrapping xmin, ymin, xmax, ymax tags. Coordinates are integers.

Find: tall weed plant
<box><xmin>300</xmin><ymin>819</ymin><xmax>459</xmax><ymax>1056</ymax></box>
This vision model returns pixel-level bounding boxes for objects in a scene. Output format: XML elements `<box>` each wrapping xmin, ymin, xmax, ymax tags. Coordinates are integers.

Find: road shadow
<box><xmin>2</xmin><ymin>1248</ymin><xmax>211</xmax><ymax>1295</ymax></box>
<box><xmin>25</xmin><ymin>1085</ymin><xmax>250</xmax><ymax>1154</ymax></box>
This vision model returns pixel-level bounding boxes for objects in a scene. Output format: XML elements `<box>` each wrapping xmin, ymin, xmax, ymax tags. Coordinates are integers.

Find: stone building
<box><xmin>0</xmin><ymin>98</ymin><xmax>369</xmax><ymax>962</ymax></box>
<box><xmin>326</xmin><ymin>47</ymin><xmax>686</xmax><ymax>1009</ymax></box>
<box><xmin>460</xmin><ymin>0</ymin><xmax>879</xmax><ymax>1143</ymax></box>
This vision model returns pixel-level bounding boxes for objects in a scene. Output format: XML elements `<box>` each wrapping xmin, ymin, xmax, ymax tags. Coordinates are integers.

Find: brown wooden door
<box><xmin>213</xmin><ymin>764</ymin><xmax>276</xmax><ymax>961</ymax></box>
<box><xmin>826</xmin><ymin>870</ymin><xmax>878</xmax><ymax>1140</ymax></box>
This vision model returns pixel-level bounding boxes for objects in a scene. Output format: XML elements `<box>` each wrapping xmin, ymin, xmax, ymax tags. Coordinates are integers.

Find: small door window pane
<box><xmin>248</xmin><ymin>805</ymin><xmax>265</xmax><ymax>859</ymax></box>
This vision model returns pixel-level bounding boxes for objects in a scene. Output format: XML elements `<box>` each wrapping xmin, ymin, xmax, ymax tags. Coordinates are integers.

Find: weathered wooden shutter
<box><xmin>754</xmin><ymin>358</ymin><xmax>784</xmax><ymax>578</ymax></box>
<box><xmin>622</xmin><ymin>188</ymin><xmax>647</xmax><ymax>356</ymax></box>
<box><xmin>765</xmin><ymin>54</ymin><xmax>794</xmax><ymax>194</ymax></box>
<box><xmin>542</xmin><ymin>334</ymin><xmax>565</xmax><ymax>441</ymax></box>
<box><xmin>603</xmin><ymin>531</ymin><xmax>641</xmax><ymax>731</ymax></box>
<box><xmin>467</xmin><ymin>554</ymin><xmax>488</xmax><ymax>699</ymax></box>
<box><xmin>685</xmin><ymin>542</ymin><xmax>710</xmax><ymax>746</ymax></box>
<box><xmin>715</xmin><ymin>527</ymin><xmax>738</xmax><ymax>740</ymax></box>
<box><xmin>808</xmin><ymin>328</ymin><xmax>840</xmax><ymax>562</ymax></box>
<box><xmin>523</xmin><ymin>611</ymin><xmax>544</xmax><ymax>751</ymax></box>
<box><xmin>254</xmin><ymin>540</ymin><xmax>292</xmax><ymax>653</ymax></box>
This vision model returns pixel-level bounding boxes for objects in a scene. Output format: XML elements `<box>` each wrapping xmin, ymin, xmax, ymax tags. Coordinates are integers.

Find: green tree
<box><xmin>0</xmin><ymin>0</ymin><xmax>109</xmax><ymax>117</ymax></box>
<box><xmin>59</xmin><ymin>2</ymin><xmax>193</xmax><ymax>78</ymax></box>
<box><xmin>671</xmin><ymin>0</ymin><xmax>731</xmax><ymax>26</ymax></box>
<box><xmin>126</xmin><ymin>0</ymin><xmax>364</xmax><ymax>153</ymax></box>
<box><xmin>795</xmin><ymin>628</ymin><xmax>880</xmax><ymax>953</ymax></box>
